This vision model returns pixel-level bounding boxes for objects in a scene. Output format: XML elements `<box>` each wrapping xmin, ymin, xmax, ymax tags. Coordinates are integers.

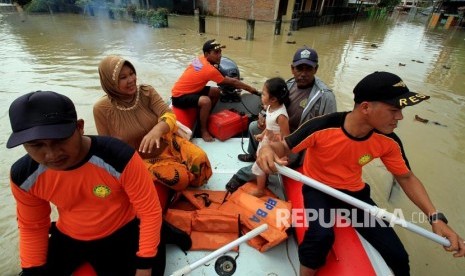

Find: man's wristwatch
<box><xmin>428</xmin><ymin>212</ymin><xmax>448</xmax><ymax>225</ymax></box>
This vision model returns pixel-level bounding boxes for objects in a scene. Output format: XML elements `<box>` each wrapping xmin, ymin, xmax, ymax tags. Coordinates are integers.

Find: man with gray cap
<box><xmin>255</xmin><ymin>71</ymin><xmax>465</xmax><ymax>275</ymax></box>
<box><xmin>227</xmin><ymin>46</ymin><xmax>336</xmax><ymax>191</ymax></box>
<box><xmin>7</xmin><ymin>91</ymin><xmax>164</xmax><ymax>276</ymax></box>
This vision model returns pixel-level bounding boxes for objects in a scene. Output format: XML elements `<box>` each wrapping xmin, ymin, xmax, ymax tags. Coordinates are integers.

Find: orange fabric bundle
<box><xmin>145</xmin><ymin>132</ymin><xmax>212</xmax><ymax>191</ymax></box>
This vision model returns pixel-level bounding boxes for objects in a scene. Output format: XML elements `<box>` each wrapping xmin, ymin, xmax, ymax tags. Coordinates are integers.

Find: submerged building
<box><xmin>169</xmin><ymin>0</ymin><xmax>361</xmax><ymax>28</ymax></box>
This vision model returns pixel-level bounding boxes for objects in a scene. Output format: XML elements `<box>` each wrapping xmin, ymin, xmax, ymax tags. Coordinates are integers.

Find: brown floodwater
<box><xmin>0</xmin><ymin>10</ymin><xmax>464</xmax><ymax>275</ymax></box>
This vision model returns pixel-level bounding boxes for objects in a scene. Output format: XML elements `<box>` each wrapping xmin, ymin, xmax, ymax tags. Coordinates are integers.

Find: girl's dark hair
<box><xmin>265</xmin><ymin>77</ymin><xmax>290</xmax><ymax>107</ymax></box>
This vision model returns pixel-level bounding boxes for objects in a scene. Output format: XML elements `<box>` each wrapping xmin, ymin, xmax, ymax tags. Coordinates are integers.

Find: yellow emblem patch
<box><xmin>93</xmin><ymin>185</ymin><xmax>111</xmax><ymax>198</ymax></box>
<box><xmin>358</xmin><ymin>154</ymin><xmax>372</xmax><ymax>166</ymax></box>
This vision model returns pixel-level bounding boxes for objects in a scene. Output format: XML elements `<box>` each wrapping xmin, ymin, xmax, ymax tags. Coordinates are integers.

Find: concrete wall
<box><xmin>0</xmin><ymin>2</ymin><xmax>17</xmax><ymax>12</ymax></box>
<box><xmin>199</xmin><ymin>0</ymin><xmax>279</xmax><ymax>21</ymax></box>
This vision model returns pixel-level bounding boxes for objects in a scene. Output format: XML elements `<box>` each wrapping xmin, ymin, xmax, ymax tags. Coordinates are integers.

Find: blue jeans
<box><xmin>245</xmin><ymin>120</ymin><xmax>261</xmax><ymax>156</ymax></box>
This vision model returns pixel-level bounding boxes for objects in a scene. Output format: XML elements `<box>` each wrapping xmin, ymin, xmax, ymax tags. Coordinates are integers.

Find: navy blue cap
<box><xmin>292</xmin><ymin>47</ymin><xmax>318</xmax><ymax>67</ymax></box>
<box><xmin>7</xmin><ymin>91</ymin><xmax>77</xmax><ymax>148</ymax></box>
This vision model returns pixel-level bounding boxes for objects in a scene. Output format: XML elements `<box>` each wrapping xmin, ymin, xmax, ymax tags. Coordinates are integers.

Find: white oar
<box><xmin>169</xmin><ymin>224</ymin><xmax>269</xmax><ymax>276</ymax></box>
<box><xmin>276</xmin><ymin>164</ymin><xmax>451</xmax><ymax>247</ymax></box>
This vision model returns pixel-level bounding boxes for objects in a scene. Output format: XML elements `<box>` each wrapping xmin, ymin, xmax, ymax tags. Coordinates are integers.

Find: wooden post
<box><xmin>290</xmin><ymin>18</ymin><xmax>299</xmax><ymax>31</ymax></box>
<box><xmin>445</xmin><ymin>15</ymin><xmax>457</xmax><ymax>29</ymax></box>
<box><xmin>246</xmin><ymin>19</ymin><xmax>255</xmax><ymax>40</ymax></box>
<box><xmin>290</xmin><ymin>11</ymin><xmax>299</xmax><ymax>31</ymax></box>
<box><xmin>429</xmin><ymin>12</ymin><xmax>441</xmax><ymax>28</ymax></box>
<box><xmin>274</xmin><ymin>15</ymin><xmax>282</xmax><ymax>35</ymax></box>
<box><xmin>199</xmin><ymin>15</ymin><xmax>206</xmax><ymax>34</ymax></box>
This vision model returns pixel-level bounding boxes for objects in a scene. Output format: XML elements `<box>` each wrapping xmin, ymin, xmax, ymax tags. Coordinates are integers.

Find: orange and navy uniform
<box><xmin>285</xmin><ymin>112</ymin><xmax>411</xmax><ymax>192</ymax></box>
<box><xmin>9</xmin><ymin>136</ymin><xmax>162</xmax><ymax>269</ymax></box>
<box><xmin>171</xmin><ymin>55</ymin><xmax>225</xmax><ymax>97</ymax></box>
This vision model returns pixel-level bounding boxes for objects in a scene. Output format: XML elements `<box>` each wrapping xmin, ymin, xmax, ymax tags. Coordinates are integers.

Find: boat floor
<box><xmin>166</xmin><ymin>92</ymin><xmax>391</xmax><ymax>275</ymax></box>
<box><xmin>164</xmin><ymin>138</ymin><xmax>300</xmax><ymax>276</ymax></box>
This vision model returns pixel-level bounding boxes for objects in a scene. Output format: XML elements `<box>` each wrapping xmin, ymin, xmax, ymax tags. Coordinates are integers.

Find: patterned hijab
<box><xmin>98</xmin><ymin>55</ymin><xmax>137</xmax><ymax>102</ymax></box>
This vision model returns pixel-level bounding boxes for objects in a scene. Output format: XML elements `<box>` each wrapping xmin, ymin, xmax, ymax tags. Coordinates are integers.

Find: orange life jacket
<box><xmin>165</xmin><ymin>182</ymin><xmax>292</xmax><ymax>252</ymax></box>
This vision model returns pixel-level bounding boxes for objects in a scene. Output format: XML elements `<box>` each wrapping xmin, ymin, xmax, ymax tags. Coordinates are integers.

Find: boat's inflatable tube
<box><xmin>172</xmin><ymin>106</ymin><xmax>197</xmax><ymax>131</ymax></box>
<box><xmin>73</xmin><ymin>262</ymin><xmax>96</xmax><ymax>276</ymax></box>
<box><xmin>282</xmin><ymin>167</ymin><xmax>376</xmax><ymax>275</ymax></box>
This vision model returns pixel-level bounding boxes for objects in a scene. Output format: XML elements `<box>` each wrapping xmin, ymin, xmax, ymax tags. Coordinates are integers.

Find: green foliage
<box><xmin>126</xmin><ymin>3</ymin><xmax>137</xmax><ymax>17</ymax></box>
<box><xmin>367</xmin><ymin>7</ymin><xmax>388</xmax><ymax>19</ymax></box>
<box><xmin>26</xmin><ymin>0</ymin><xmax>54</xmax><ymax>12</ymax></box>
<box><xmin>147</xmin><ymin>8</ymin><xmax>168</xmax><ymax>28</ymax></box>
<box><xmin>156</xmin><ymin>7</ymin><xmax>169</xmax><ymax>16</ymax></box>
<box><xmin>133</xmin><ymin>8</ymin><xmax>168</xmax><ymax>27</ymax></box>
<box><xmin>134</xmin><ymin>9</ymin><xmax>148</xmax><ymax>23</ymax></box>
<box><xmin>25</xmin><ymin>0</ymin><xmax>80</xmax><ymax>13</ymax></box>
<box><xmin>378</xmin><ymin>0</ymin><xmax>400</xmax><ymax>10</ymax></box>
<box><xmin>23</xmin><ymin>0</ymin><xmax>169</xmax><ymax>28</ymax></box>
<box><xmin>75</xmin><ymin>0</ymin><xmax>92</xmax><ymax>8</ymax></box>
<box><xmin>364</xmin><ymin>0</ymin><xmax>400</xmax><ymax>20</ymax></box>
<box><xmin>109</xmin><ymin>6</ymin><xmax>126</xmax><ymax>19</ymax></box>
<box><xmin>75</xmin><ymin>0</ymin><xmax>95</xmax><ymax>15</ymax></box>
<box><xmin>116</xmin><ymin>7</ymin><xmax>125</xmax><ymax>18</ymax></box>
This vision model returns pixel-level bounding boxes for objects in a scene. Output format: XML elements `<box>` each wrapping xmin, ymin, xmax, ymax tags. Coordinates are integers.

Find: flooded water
<box><xmin>1</xmin><ymin>10</ymin><xmax>464</xmax><ymax>275</ymax></box>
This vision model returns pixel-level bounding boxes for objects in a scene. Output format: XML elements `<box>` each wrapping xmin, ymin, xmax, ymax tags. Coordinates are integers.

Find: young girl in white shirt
<box><xmin>251</xmin><ymin>77</ymin><xmax>291</xmax><ymax>197</ymax></box>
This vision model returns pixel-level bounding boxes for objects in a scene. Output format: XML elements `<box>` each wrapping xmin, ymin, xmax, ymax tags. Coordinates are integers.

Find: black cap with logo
<box><xmin>353</xmin><ymin>71</ymin><xmax>430</xmax><ymax>108</ymax></box>
<box><xmin>203</xmin><ymin>39</ymin><xmax>226</xmax><ymax>53</ymax></box>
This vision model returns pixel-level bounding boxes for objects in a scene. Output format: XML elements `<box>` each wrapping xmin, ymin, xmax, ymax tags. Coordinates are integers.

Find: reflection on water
<box><xmin>1</xmin><ymin>12</ymin><xmax>464</xmax><ymax>275</ymax></box>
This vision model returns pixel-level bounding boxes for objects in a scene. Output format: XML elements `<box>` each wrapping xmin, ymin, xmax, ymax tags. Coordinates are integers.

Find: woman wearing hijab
<box><xmin>94</xmin><ymin>55</ymin><xmax>212</xmax><ymax>192</ymax></box>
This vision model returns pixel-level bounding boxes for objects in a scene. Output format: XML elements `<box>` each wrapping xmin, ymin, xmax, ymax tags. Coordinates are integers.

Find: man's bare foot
<box><xmin>250</xmin><ymin>189</ymin><xmax>265</xmax><ymax>197</ymax></box>
<box><xmin>201</xmin><ymin>131</ymin><xmax>215</xmax><ymax>142</ymax></box>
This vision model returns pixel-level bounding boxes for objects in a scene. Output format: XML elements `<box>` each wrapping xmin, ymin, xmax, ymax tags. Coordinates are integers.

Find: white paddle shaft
<box><xmin>276</xmin><ymin>164</ymin><xmax>451</xmax><ymax>247</ymax></box>
<box><xmin>170</xmin><ymin>224</ymin><xmax>269</xmax><ymax>276</ymax></box>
